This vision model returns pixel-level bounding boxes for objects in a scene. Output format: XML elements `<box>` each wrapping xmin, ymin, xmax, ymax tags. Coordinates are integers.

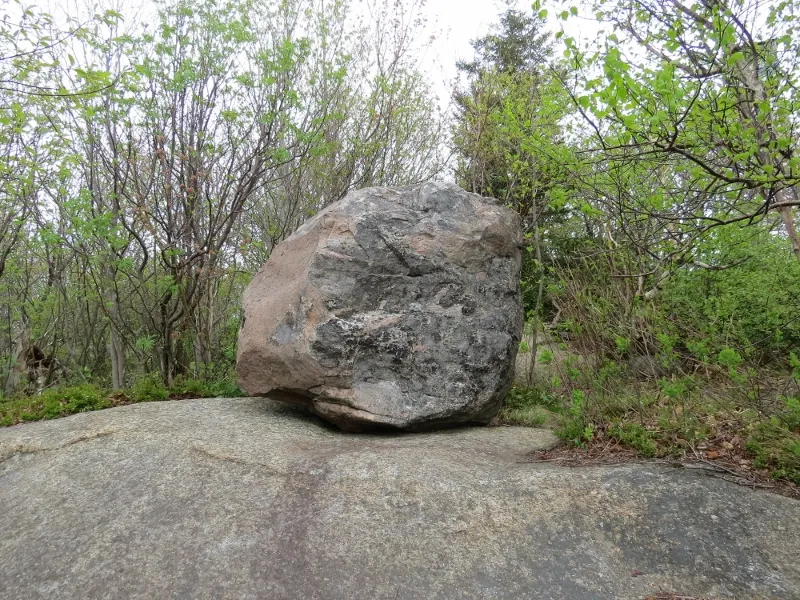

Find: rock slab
<box><xmin>1</xmin><ymin>398</ymin><xmax>799</xmax><ymax>600</ymax></box>
<box><xmin>236</xmin><ymin>182</ymin><xmax>523</xmax><ymax>431</ymax></box>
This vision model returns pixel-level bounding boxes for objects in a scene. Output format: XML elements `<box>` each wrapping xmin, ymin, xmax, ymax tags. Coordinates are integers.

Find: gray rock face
<box><xmin>237</xmin><ymin>182</ymin><xmax>524</xmax><ymax>431</ymax></box>
<box><xmin>1</xmin><ymin>399</ymin><xmax>798</xmax><ymax>600</ymax></box>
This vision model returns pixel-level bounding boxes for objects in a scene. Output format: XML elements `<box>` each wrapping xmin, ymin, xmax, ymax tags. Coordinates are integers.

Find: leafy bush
<box><xmin>0</xmin><ymin>375</ymin><xmax>245</xmax><ymax>428</ymax></box>
<box><xmin>498</xmin><ymin>386</ymin><xmax>559</xmax><ymax>427</ymax></box>
<box><xmin>130</xmin><ymin>376</ymin><xmax>169</xmax><ymax>402</ymax></box>
<box><xmin>554</xmin><ymin>415</ymin><xmax>593</xmax><ymax>447</ymax></box>
<box><xmin>168</xmin><ymin>377</ymin><xmax>208</xmax><ymax>397</ymax></box>
<box><xmin>168</xmin><ymin>377</ymin><xmax>245</xmax><ymax>398</ymax></box>
<box><xmin>0</xmin><ymin>384</ymin><xmax>110</xmax><ymax>425</ymax></box>
<box><xmin>504</xmin><ymin>350</ymin><xmax>800</xmax><ymax>484</ymax></box>
<box><xmin>609</xmin><ymin>422</ymin><xmax>656</xmax><ymax>457</ymax></box>
<box><xmin>553</xmin><ymin>389</ymin><xmax>594</xmax><ymax>447</ymax></box>
<box><xmin>202</xmin><ymin>379</ymin><xmax>245</xmax><ymax>397</ymax></box>
<box><xmin>746</xmin><ymin>418</ymin><xmax>800</xmax><ymax>485</ymax></box>
<box><xmin>663</xmin><ymin>229</ymin><xmax>800</xmax><ymax>362</ymax></box>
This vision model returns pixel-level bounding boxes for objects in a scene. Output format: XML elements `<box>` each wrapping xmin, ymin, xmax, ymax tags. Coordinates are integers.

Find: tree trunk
<box><xmin>103</xmin><ymin>269</ymin><xmax>126</xmax><ymax>390</ymax></box>
<box><xmin>733</xmin><ymin>51</ymin><xmax>800</xmax><ymax>263</ymax></box>
<box><xmin>526</xmin><ymin>216</ymin><xmax>545</xmax><ymax>387</ymax></box>
<box><xmin>107</xmin><ymin>327</ymin><xmax>125</xmax><ymax>390</ymax></box>
<box><xmin>4</xmin><ymin>316</ymin><xmax>30</xmax><ymax>396</ymax></box>
<box><xmin>777</xmin><ymin>189</ymin><xmax>800</xmax><ymax>264</ymax></box>
<box><xmin>159</xmin><ymin>334</ymin><xmax>174</xmax><ymax>387</ymax></box>
<box><xmin>192</xmin><ymin>286</ymin><xmax>215</xmax><ymax>377</ymax></box>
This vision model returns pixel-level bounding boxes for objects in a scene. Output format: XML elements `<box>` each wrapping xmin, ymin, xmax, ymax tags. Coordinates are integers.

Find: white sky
<box><xmin>416</xmin><ymin>0</ymin><xmax>537</xmax><ymax>105</ymax></box>
<box><xmin>423</xmin><ymin>0</ymin><xmax>533</xmax><ymax>67</ymax></box>
<box><xmin>409</xmin><ymin>0</ymin><xmax>600</xmax><ymax>108</ymax></box>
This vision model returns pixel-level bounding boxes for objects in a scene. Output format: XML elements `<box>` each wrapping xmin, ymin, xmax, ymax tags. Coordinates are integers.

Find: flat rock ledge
<box><xmin>0</xmin><ymin>398</ymin><xmax>798</xmax><ymax>600</ymax></box>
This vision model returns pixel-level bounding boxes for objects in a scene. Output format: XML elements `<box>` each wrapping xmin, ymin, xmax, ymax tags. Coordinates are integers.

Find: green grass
<box><xmin>501</xmin><ymin>381</ymin><xmax>800</xmax><ymax>485</ymax></box>
<box><xmin>0</xmin><ymin>377</ymin><xmax>245</xmax><ymax>427</ymax></box>
<box><xmin>497</xmin><ymin>387</ymin><xmax>559</xmax><ymax>427</ymax></box>
<box><xmin>746</xmin><ymin>418</ymin><xmax>800</xmax><ymax>485</ymax></box>
<box><xmin>501</xmin><ymin>404</ymin><xmax>550</xmax><ymax>427</ymax></box>
<box><xmin>0</xmin><ymin>384</ymin><xmax>111</xmax><ymax>426</ymax></box>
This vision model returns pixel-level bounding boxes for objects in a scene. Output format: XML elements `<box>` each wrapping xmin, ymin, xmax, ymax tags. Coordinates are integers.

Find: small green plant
<box><xmin>554</xmin><ymin>389</ymin><xmax>594</xmax><ymax>447</ymax></box>
<box><xmin>656</xmin><ymin>381</ymin><xmax>710</xmax><ymax>446</ymax></box>
<box><xmin>790</xmin><ymin>352</ymin><xmax>800</xmax><ymax>381</ymax></box>
<box><xmin>554</xmin><ymin>416</ymin><xmax>593</xmax><ymax>447</ymax></box>
<box><xmin>717</xmin><ymin>347</ymin><xmax>743</xmax><ymax>369</ymax></box>
<box><xmin>718</xmin><ymin>347</ymin><xmax>746</xmax><ymax>385</ymax></box>
<box><xmin>656</xmin><ymin>331</ymin><xmax>678</xmax><ymax>368</ymax></box>
<box><xmin>782</xmin><ymin>396</ymin><xmax>800</xmax><ymax>430</ymax></box>
<box><xmin>499</xmin><ymin>387</ymin><xmax>560</xmax><ymax>427</ymax></box>
<box><xmin>0</xmin><ymin>384</ymin><xmax>110</xmax><ymax>426</ymax></box>
<box><xmin>595</xmin><ymin>360</ymin><xmax>624</xmax><ymax>388</ymax></box>
<box><xmin>564</xmin><ymin>356</ymin><xmax>582</xmax><ymax>382</ymax></box>
<box><xmin>609</xmin><ymin>422</ymin><xmax>657</xmax><ymax>457</ymax></box>
<box><xmin>686</xmin><ymin>339</ymin><xmax>710</xmax><ymax>363</ymax></box>
<box><xmin>130</xmin><ymin>375</ymin><xmax>169</xmax><ymax>402</ymax></box>
<box><xmin>746</xmin><ymin>418</ymin><xmax>800</xmax><ymax>485</ymax></box>
<box><xmin>659</xmin><ymin>376</ymin><xmax>694</xmax><ymax>401</ymax></box>
<box><xmin>539</xmin><ymin>348</ymin><xmax>554</xmax><ymax>364</ymax></box>
<box><xmin>134</xmin><ymin>335</ymin><xmax>156</xmax><ymax>353</ymax></box>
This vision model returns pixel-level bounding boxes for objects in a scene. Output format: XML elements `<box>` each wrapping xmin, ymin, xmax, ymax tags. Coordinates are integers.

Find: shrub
<box><xmin>746</xmin><ymin>418</ymin><xmax>800</xmax><ymax>485</ymax></box>
<box><xmin>553</xmin><ymin>389</ymin><xmax>594</xmax><ymax>447</ymax></box>
<box><xmin>203</xmin><ymin>379</ymin><xmax>245</xmax><ymax>397</ymax></box>
<box><xmin>609</xmin><ymin>422</ymin><xmax>657</xmax><ymax>457</ymax></box>
<box><xmin>169</xmin><ymin>377</ymin><xmax>208</xmax><ymax>397</ymax></box>
<box><xmin>0</xmin><ymin>384</ymin><xmax>110</xmax><ymax>425</ymax></box>
<box><xmin>130</xmin><ymin>376</ymin><xmax>169</xmax><ymax>402</ymax></box>
<box><xmin>168</xmin><ymin>377</ymin><xmax>245</xmax><ymax>398</ymax></box>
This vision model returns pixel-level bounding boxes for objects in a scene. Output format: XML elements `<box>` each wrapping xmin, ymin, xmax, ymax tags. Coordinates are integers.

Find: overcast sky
<box><xmin>415</xmin><ymin>0</ymin><xmax>534</xmax><ymax>104</ymax></box>
<box><xmin>424</xmin><ymin>0</ymin><xmax>532</xmax><ymax>66</ymax></box>
<box><xmin>406</xmin><ymin>0</ymin><xmax>599</xmax><ymax>108</ymax></box>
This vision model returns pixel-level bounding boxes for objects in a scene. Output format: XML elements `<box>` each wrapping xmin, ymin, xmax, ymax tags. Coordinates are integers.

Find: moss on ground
<box><xmin>0</xmin><ymin>378</ymin><xmax>245</xmax><ymax>427</ymax></box>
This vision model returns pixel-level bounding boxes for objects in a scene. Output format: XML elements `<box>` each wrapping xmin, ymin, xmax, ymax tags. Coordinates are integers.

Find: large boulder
<box><xmin>236</xmin><ymin>182</ymin><xmax>523</xmax><ymax>431</ymax></box>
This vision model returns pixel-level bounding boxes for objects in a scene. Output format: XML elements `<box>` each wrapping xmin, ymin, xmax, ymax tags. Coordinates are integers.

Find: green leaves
<box><xmin>565</xmin><ymin>0</ymin><xmax>800</xmax><ymax>264</ymax></box>
<box><xmin>717</xmin><ymin>347</ymin><xmax>743</xmax><ymax>369</ymax></box>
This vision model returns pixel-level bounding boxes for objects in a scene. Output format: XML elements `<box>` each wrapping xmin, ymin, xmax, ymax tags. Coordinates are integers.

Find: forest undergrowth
<box><xmin>503</xmin><ymin>327</ymin><xmax>800</xmax><ymax>490</ymax></box>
